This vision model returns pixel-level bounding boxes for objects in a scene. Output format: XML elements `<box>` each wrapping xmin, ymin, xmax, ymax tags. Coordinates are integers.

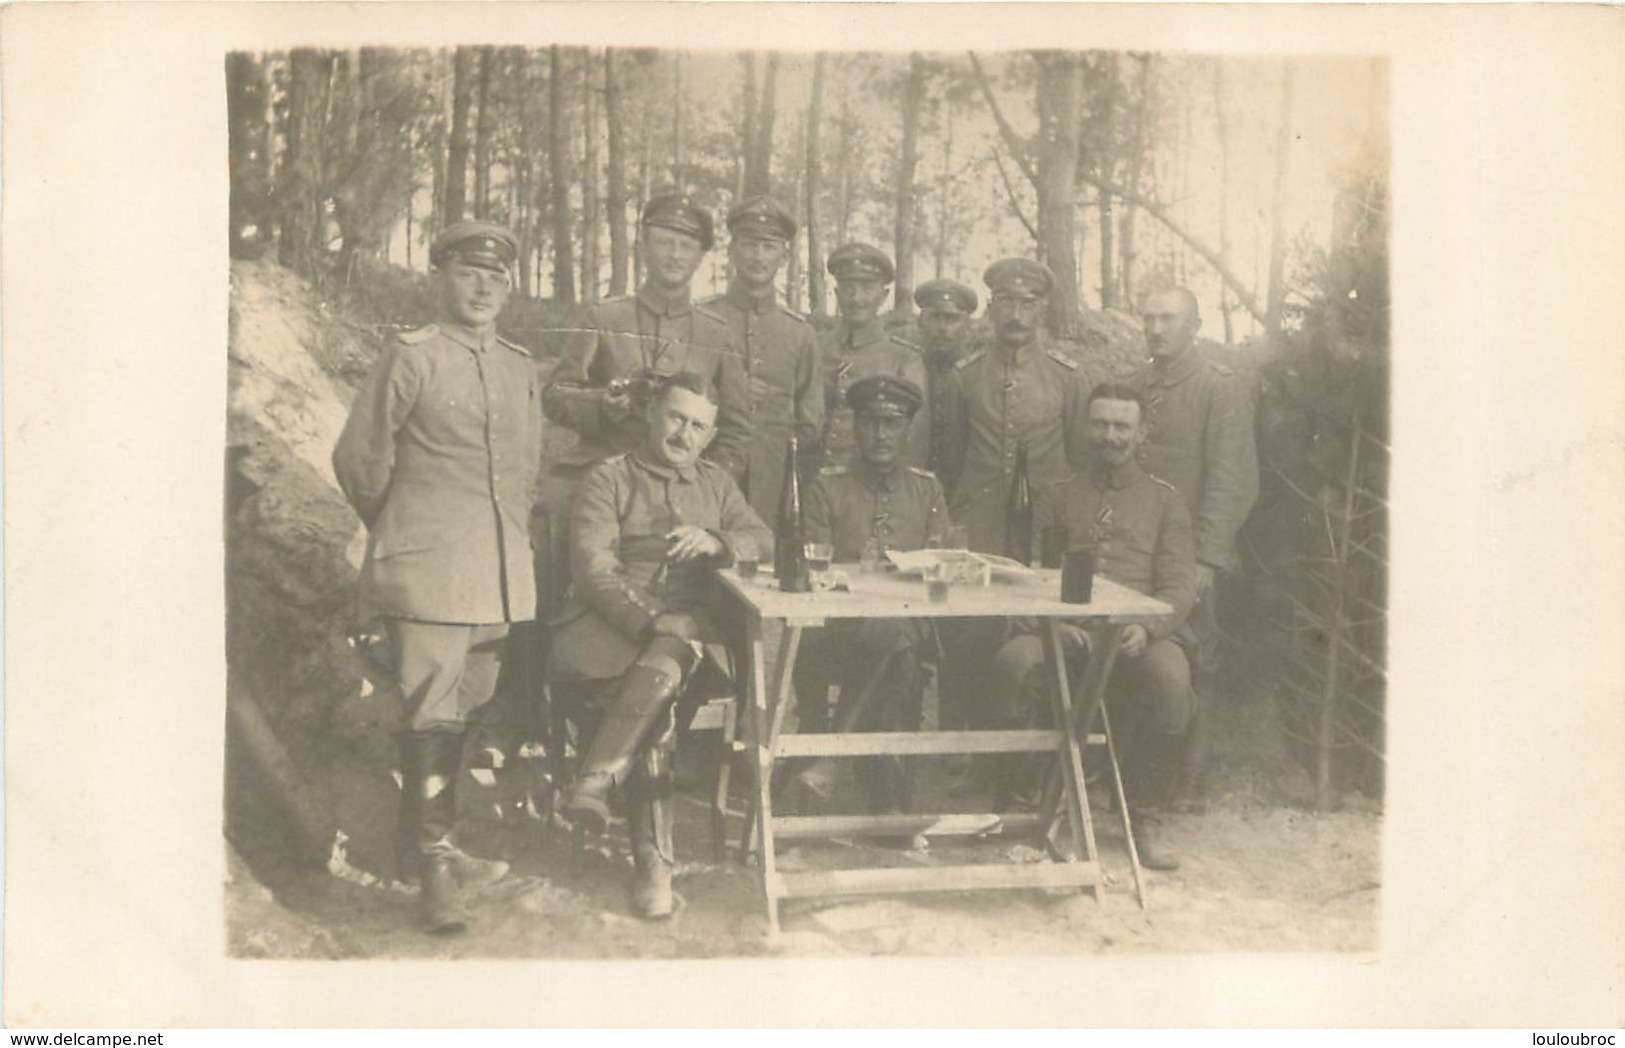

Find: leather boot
<box><xmin>992</xmin><ymin>753</ymin><xmax>1046</xmax><ymax>815</ymax></box>
<box><xmin>401</xmin><ymin>732</ymin><xmax>471</xmax><ymax>934</ymax></box>
<box><xmin>1128</xmin><ymin>731</ymin><xmax>1185</xmax><ymax>872</ymax></box>
<box><xmin>787</xmin><ymin>758</ymin><xmax>840</xmax><ymax>813</ymax></box>
<box><xmin>560</xmin><ymin>664</ymin><xmax>682</xmax><ymax>831</ymax></box>
<box><xmin>627</xmin><ymin>741</ymin><xmax>676</xmax><ymax>919</ymax></box>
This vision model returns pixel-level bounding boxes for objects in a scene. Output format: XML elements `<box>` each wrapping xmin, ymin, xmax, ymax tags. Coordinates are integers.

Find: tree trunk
<box><xmin>473</xmin><ymin>47</ymin><xmax>495</xmax><ymax>219</ymax></box>
<box><xmin>1214</xmin><ymin>60</ymin><xmax>1235</xmax><ymax>344</ymax></box>
<box><xmin>934</xmin><ymin>98</ymin><xmax>955</xmax><ymax>279</ymax></box>
<box><xmin>805</xmin><ymin>52</ymin><xmax>828</xmax><ymax>317</ymax></box>
<box><xmin>1099</xmin><ymin>190</ymin><xmax>1115</xmax><ymax>310</ymax></box>
<box><xmin>836</xmin><ymin>86</ymin><xmax>853</xmax><ymax>246</ymax></box>
<box><xmin>1120</xmin><ymin>54</ymin><xmax>1153</xmax><ymax>309</ymax></box>
<box><xmin>604</xmin><ymin>49</ymin><xmax>630</xmax><ymax>297</ymax></box>
<box><xmin>1034</xmin><ymin>52</ymin><xmax>1083</xmax><ymax>335</ymax></box>
<box><xmin>785</xmin><ymin>125</ymin><xmax>804</xmax><ymax>311</ymax></box>
<box><xmin>580</xmin><ymin>48</ymin><xmax>600</xmax><ymax>301</ymax></box>
<box><xmin>227</xmin><ymin>52</ymin><xmax>272</xmax><ymax>258</ymax></box>
<box><xmin>636</xmin><ymin>96</ymin><xmax>653</xmax><ymax>288</ymax></box>
<box><xmin>279</xmin><ymin>48</ymin><xmax>333</xmax><ymax>281</ymax></box>
<box><xmin>444</xmin><ymin>46</ymin><xmax>475</xmax><ymax>226</ymax></box>
<box><xmin>893</xmin><ymin>52</ymin><xmax>926</xmax><ymax>319</ymax></box>
<box><xmin>747</xmin><ymin>54</ymin><xmax>779</xmax><ymax>198</ymax></box>
<box><xmin>671</xmin><ymin>53</ymin><xmax>684</xmax><ymax>187</ymax></box>
<box><xmin>739</xmin><ymin>52</ymin><xmax>758</xmax><ymax>198</ymax></box>
<box><xmin>549</xmin><ymin>45</ymin><xmax>576</xmax><ymax>303</ymax></box>
<box><xmin>1266</xmin><ymin>61</ymin><xmax>1296</xmax><ymax>334</ymax></box>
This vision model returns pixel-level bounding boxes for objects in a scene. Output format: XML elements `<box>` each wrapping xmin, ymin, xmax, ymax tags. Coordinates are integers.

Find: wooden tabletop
<box><xmin>716</xmin><ymin>566</ymin><xmax>1172</xmax><ymax>626</ymax></box>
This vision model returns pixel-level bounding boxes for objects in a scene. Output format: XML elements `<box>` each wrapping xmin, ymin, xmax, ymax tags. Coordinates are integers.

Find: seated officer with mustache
<box><xmin>989</xmin><ymin>382</ymin><xmax>1198</xmax><ymax>871</ymax></box>
<box><xmin>788</xmin><ymin>376</ymin><xmax>950</xmax><ymax>822</ymax></box>
<box><xmin>548</xmin><ymin>373</ymin><xmax>772</xmax><ymax>918</ymax></box>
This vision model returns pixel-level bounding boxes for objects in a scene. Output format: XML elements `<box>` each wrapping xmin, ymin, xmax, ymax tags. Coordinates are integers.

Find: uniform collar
<box><xmin>996</xmin><ymin>335</ymin><xmax>1040</xmax><ymax>367</ymax></box>
<box><xmin>632</xmin><ymin>446</ymin><xmax>701</xmax><ymax>482</ymax></box>
<box><xmin>1146</xmin><ymin>345</ymin><xmax>1201</xmax><ymax>386</ymax></box>
<box><xmin>725</xmin><ymin>281</ymin><xmax>777</xmax><ymax>315</ymax></box>
<box><xmin>637</xmin><ymin>281</ymin><xmax>693</xmax><ymax>319</ymax></box>
<box><xmin>1087</xmin><ymin>454</ymin><xmax>1143</xmax><ymax>491</ymax></box>
<box><xmin>839</xmin><ymin>318</ymin><xmax>886</xmax><ymax>351</ymax></box>
<box><xmin>852</xmin><ymin>459</ymin><xmax>903</xmax><ymax>491</ymax></box>
<box><xmin>438</xmin><ymin>321</ymin><xmax>497</xmax><ymax>352</ymax></box>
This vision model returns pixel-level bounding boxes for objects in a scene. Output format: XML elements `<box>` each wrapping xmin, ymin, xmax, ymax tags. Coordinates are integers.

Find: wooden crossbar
<box><xmin>771</xmin><ymin>812</ymin><xmax>1040</xmax><ymax>839</ymax></box>
<box><xmin>774</xmin><ymin>729</ymin><xmax>1061</xmax><ymax>757</ymax></box>
<box><xmin>772</xmin><ymin>860</ymin><xmax>1100</xmax><ymax>898</ymax></box>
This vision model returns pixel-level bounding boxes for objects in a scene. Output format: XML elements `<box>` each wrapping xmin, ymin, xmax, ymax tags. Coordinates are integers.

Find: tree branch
<box><xmin>989</xmin><ymin>147</ymin><xmax>1038</xmax><ymax>242</ymax></box>
<box><xmin>1076</xmin><ymin>169</ymin><xmax>1267</xmax><ymax>322</ymax></box>
<box><xmin>967</xmin><ymin>52</ymin><xmax>1036</xmax><ymax>186</ymax></box>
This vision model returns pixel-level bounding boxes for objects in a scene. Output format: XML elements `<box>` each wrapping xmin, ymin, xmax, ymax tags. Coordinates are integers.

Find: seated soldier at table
<box><xmin>549</xmin><ymin>373</ymin><xmax>773</xmax><ymax>918</ymax></box>
<box><xmin>989</xmin><ymin>382</ymin><xmax>1198</xmax><ymax>870</ymax></box>
<box><xmin>788</xmin><ymin>375</ymin><xmax>951</xmax><ymax>820</ymax></box>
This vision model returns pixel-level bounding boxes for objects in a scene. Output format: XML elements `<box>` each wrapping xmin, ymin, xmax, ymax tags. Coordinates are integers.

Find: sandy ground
<box><xmin>239</xmin><ymin>747</ymin><xmax>1381</xmax><ymax>959</ymax></box>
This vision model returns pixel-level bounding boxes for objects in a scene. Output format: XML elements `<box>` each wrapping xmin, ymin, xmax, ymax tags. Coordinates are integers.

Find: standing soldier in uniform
<box><xmin>1129</xmin><ymin>288</ymin><xmax>1258</xmax><ymax>809</ymax></box>
<box><xmin>989</xmin><ymin>383</ymin><xmax>1199</xmax><ymax>869</ymax></box>
<box><xmin>788</xmin><ymin>376</ymin><xmax>950</xmax><ymax>818</ymax></box>
<box><xmin>935</xmin><ymin>259</ymin><xmax>1091</xmax><ymax>741</ymax></box>
<box><xmin>333</xmin><ymin>221</ymin><xmax>540</xmax><ymax>935</ymax></box>
<box><xmin>549</xmin><ymin>374</ymin><xmax>773</xmax><ymax>918</ymax></box>
<box><xmin>702</xmin><ymin>195</ymin><xmax>824</xmax><ymax>523</ymax></box>
<box><xmin>539</xmin><ymin>192</ymin><xmax>751</xmax><ymax>592</ymax></box>
<box><xmin>816</xmin><ymin>243</ymin><xmax>927</xmax><ymax>469</ymax></box>
<box><xmin>912</xmin><ymin>278</ymin><xmax>979</xmax><ymax>476</ymax></box>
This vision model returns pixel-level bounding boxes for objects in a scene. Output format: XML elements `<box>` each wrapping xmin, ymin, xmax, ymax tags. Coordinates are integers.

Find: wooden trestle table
<box><xmin>715</xmin><ymin>565</ymin><xmax>1173</xmax><ymax>934</ymax></box>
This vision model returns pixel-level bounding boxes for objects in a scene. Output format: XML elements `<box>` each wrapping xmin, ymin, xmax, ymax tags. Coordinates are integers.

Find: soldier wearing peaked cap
<box><xmin>817</xmin><ymin>243</ymin><xmax>928</xmax><ymax>472</ymax></box>
<box><xmin>990</xmin><ymin>382</ymin><xmax>1199</xmax><ymax>870</ymax></box>
<box><xmin>913</xmin><ymin>278</ymin><xmax>980</xmax><ymax>475</ymax></box>
<box><xmin>539</xmin><ymin>192</ymin><xmax>751</xmax><ymax>612</ymax></box>
<box><xmin>933</xmin><ymin>257</ymin><xmax>1092</xmax><ymax>743</ymax></box>
<box><xmin>333</xmin><ymin>219</ymin><xmax>539</xmax><ymax>935</ymax></box>
<box><xmin>700</xmin><ymin>195</ymin><xmax>824</xmax><ymax>526</ymax></box>
<box><xmin>789</xmin><ymin>374</ymin><xmax>951</xmax><ymax>821</ymax></box>
<box><xmin>549</xmin><ymin>374</ymin><xmax>773</xmax><ymax>918</ymax></box>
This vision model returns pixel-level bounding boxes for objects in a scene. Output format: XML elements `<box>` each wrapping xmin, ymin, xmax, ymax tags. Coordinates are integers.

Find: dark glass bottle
<box><xmin>1005</xmin><ymin>440</ymin><xmax>1034</xmax><ymax>565</ymax></box>
<box><xmin>775</xmin><ymin>438</ymin><xmax>811</xmax><ymax>592</ymax></box>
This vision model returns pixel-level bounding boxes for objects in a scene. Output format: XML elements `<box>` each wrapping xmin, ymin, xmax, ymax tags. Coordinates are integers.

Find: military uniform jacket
<box><xmin>542</xmin><ymin>284</ymin><xmax>751</xmax><ymax>477</ymax></box>
<box><xmin>1034</xmin><ymin>458</ymin><xmax>1198</xmax><ymax>641</ymax></box>
<box><xmin>805</xmin><ymin>462</ymin><xmax>951</xmax><ymax>561</ymax></box>
<box><xmin>333</xmin><ymin>323</ymin><xmax>542</xmax><ymax>624</ymax></box>
<box><xmin>547</xmin><ymin>449</ymin><xmax>774</xmax><ymax>683</ymax></box>
<box><xmin>941</xmin><ymin>338</ymin><xmax>1092</xmax><ymax>555</ymax></box>
<box><xmin>816</xmin><ymin>319</ymin><xmax>928</xmax><ymax>470</ymax></box>
<box><xmin>1128</xmin><ymin>346</ymin><xmax>1259</xmax><ymax>571</ymax></box>
<box><xmin>703</xmin><ymin>284</ymin><xmax>824</xmax><ymax>525</ymax></box>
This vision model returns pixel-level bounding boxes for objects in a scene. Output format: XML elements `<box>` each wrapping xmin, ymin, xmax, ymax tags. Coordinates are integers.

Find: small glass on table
<box><xmin>923</xmin><ymin>561</ymin><xmax>952</xmax><ymax>604</ymax></box>
<box><xmin>733</xmin><ymin>535</ymin><xmax>759</xmax><ymax>580</ymax></box>
<box><xmin>805</xmin><ymin>541</ymin><xmax>835</xmax><ymax>591</ymax></box>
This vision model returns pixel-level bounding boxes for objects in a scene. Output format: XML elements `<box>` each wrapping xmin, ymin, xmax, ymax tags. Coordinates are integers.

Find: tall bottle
<box><xmin>775</xmin><ymin>437</ymin><xmax>812</xmax><ymax>592</ymax></box>
<box><xmin>1005</xmin><ymin>440</ymin><xmax>1034</xmax><ymax>565</ymax></box>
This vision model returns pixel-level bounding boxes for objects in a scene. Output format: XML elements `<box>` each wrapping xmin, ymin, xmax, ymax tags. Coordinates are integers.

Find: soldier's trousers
<box><xmin>991</xmin><ymin>629</ymin><xmax>1194</xmax><ymax>808</ymax></box>
<box><xmin>383</xmin><ymin>619</ymin><xmax>511</xmax><ymax>733</ymax></box>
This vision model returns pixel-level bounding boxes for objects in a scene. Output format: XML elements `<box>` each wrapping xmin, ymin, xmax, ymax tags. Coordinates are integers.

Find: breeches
<box><xmin>385</xmin><ymin>619</ymin><xmax>511</xmax><ymax>733</ymax></box>
<box><xmin>794</xmin><ymin>618</ymin><xmax>932</xmax><ymax>733</ymax></box>
<box><xmin>991</xmin><ymin>630</ymin><xmax>1194</xmax><ymax>739</ymax></box>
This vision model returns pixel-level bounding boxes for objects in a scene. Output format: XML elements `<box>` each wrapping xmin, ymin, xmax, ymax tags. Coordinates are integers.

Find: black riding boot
<box><xmin>627</xmin><ymin>727</ymin><xmax>677</xmax><ymax>919</ymax></box>
<box><xmin>560</xmin><ymin>663</ymin><xmax>683</xmax><ymax>831</ymax></box>
<box><xmin>1128</xmin><ymin>731</ymin><xmax>1185</xmax><ymax>872</ymax></box>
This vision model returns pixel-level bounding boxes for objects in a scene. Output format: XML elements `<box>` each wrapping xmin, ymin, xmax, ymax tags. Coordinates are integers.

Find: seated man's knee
<box><xmin>635</xmin><ymin>634</ymin><xmax>697</xmax><ymax>680</ymax></box>
<box><xmin>989</xmin><ymin>635</ymin><xmax>1047</xmax><ymax>727</ymax></box>
<box><xmin>1131</xmin><ymin>639</ymin><xmax>1195</xmax><ymax>736</ymax></box>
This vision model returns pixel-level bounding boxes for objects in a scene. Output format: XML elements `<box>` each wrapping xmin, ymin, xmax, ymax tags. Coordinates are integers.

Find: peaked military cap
<box><xmin>431</xmin><ymin>221</ymin><xmax>519</xmax><ymax>272</ymax></box>
<box><xmin>914</xmin><ymin>278</ymin><xmax>978</xmax><ymax>315</ymax></box>
<box><xmin>727</xmin><ymin>195</ymin><xmax>796</xmax><ymax>241</ymax></box>
<box><xmin>846</xmin><ymin>374</ymin><xmax>924</xmax><ymax>418</ymax></box>
<box><xmin>641</xmin><ymin>192</ymin><xmax>715</xmax><ymax>251</ymax></box>
<box><xmin>983</xmin><ymin>257</ymin><xmax>1056</xmax><ymax>298</ymax></box>
<box><xmin>826</xmin><ymin>242</ymin><xmax>895</xmax><ymax>283</ymax></box>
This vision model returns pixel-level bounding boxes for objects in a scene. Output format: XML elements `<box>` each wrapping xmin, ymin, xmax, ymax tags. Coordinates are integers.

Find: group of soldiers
<box><xmin>332</xmin><ymin>189</ymin><xmax>1258</xmax><ymax>934</ymax></box>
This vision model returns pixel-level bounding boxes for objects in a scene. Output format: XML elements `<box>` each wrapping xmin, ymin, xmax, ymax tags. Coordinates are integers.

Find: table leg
<box><xmin>750</xmin><ymin>620</ymin><xmax>803</xmax><ymax>936</ymax></box>
<box><xmin>1098</xmin><ymin>687</ymin><xmax>1147</xmax><ymax>910</ymax></box>
<box><xmin>1043</xmin><ymin>619</ymin><xmax>1098</xmax><ymax>902</ymax></box>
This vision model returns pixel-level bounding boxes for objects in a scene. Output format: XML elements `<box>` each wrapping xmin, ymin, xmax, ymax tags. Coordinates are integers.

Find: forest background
<box><xmin>226</xmin><ymin>44</ymin><xmax>1389</xmax><ymax>810</ymax></box>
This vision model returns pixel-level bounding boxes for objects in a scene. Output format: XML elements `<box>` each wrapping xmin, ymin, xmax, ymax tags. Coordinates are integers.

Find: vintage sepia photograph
<box><xmin>222</xmin><ymin>42</ymin><xmax>1389</xmax><ymax>960</ymax></box>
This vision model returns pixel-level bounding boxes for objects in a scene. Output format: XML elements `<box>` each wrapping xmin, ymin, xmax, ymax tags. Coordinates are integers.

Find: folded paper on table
<box><xmin>887</xmin><ymin>548</ymin><xmax>1039</xmax><ymax>584</ymax></box>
